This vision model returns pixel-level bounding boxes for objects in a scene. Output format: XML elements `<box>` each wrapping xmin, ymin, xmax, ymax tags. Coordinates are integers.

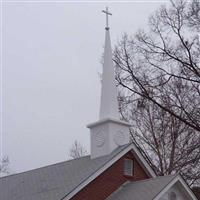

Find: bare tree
<box><xmin>69</xmin><ymin>140</ymin><xmax>88</xmax><ymax>159</ymax></box>
<box><xmin>114</xmin><ymin>0</ymin><xmax>200</xmax><ymax>185</ymax></box>
<box><xmin>119</xmin><ymin>80</ymin><xmax>200</xmax><ymax>185</ymax></box>
<box><xmin>187</xmin><ymin>0</ymin><xmax>200</xmax><ymax>31</ymax></box>
<box><xmin>114</xmin><ymin>0</ymin><xmax>200</xmax><ymax>132</ymax></box>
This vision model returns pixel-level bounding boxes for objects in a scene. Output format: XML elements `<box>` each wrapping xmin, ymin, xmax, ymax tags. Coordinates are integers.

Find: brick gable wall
<box><xmin>71</xmin><ymin>151</ymin><xmax>149</xmax><ymax>200</ymax></box>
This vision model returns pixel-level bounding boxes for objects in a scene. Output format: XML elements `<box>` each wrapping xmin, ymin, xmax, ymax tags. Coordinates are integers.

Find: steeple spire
<box><xmin>99</xmin><ymin>8</ymin><xmax>119</xmax><ymax>120</ymax></box>
<box><xmin>87</xmin><ymin>8</ymin><xmax>130</xmax><ymax>159</ymax></box>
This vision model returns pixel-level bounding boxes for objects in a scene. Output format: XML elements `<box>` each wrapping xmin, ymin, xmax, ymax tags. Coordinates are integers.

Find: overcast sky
<box><xmin>1</xmin><ymin>0</ymin><xmax>167</xmax><ymax>174</ymax></box>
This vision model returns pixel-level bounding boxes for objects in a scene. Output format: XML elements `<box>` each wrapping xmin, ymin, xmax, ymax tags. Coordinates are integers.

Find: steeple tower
<box><xmin>87</xmin><ymin>8</ymin><xmax>131</xmax><ymax>159</ymax></box>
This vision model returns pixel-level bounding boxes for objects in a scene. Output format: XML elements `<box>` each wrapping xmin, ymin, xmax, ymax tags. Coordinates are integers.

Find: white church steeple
<box><xmin>87</xmin><ymin>8</ymin><xmax>131</xmax><ymax>159</ymax></box>
<box><xmin>100</xmin><ymin>8</ymin><xmax>119</xmax><ymax>120</ymax></box>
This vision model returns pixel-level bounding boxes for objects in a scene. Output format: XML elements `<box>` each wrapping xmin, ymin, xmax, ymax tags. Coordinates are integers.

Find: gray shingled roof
<box><xmin>106</xmin><ymin>175</ymin><xmax>177</xmax><ymax>200</ymax></box>
<box><xmin>0</xmin><ymin>144</ymin><xmax>129</xmax><ymax>200</ymax></box>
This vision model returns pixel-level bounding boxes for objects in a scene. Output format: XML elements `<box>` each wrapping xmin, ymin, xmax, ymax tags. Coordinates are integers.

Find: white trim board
<box><xmin>62</xmin><ymin>143</ymin><xmax>156</xmax><ymax>200</ymax></box>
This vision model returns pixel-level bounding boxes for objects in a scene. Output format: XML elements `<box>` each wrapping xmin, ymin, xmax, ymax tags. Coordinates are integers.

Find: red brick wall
<box><xmin>71</xmin><ymin>151</ymin><xmax>149</xmax><ymax>200</ymax></box>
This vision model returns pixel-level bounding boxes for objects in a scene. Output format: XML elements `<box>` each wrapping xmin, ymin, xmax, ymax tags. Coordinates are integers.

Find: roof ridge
<box><xmin>0</xmin><ymin>144</ymin><xmax>130</xmax><ymax>181</ymax></box>
<box><xmin>106</xmin><ymin>174</ymin><xmax>179</xmax><ymax>200</ymax></box>
<box><xmin>129</xmin><ymin>174</ymin><xmax>177</xmax><ymax>185</ymax></box>
<box><xmin>0</xmin><ymin>155</ymin><xmax>90</xmax><ymax>180</ymax></box>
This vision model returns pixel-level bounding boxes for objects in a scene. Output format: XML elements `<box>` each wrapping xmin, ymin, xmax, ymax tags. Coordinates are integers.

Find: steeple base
<box><xmin>87</xmin><ymin>118</ymin><xmax>131</xmax><ymax>159</ymax></box>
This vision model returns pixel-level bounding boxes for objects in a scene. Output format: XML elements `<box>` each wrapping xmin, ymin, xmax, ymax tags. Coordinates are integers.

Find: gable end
<box><xmin>62</xmin><ymin>144</ymin><xmax>156</xmax><ymax>200</ymax></box>
<box><xmin>70</xmin><ymin>151</ymin><xmax>149</xmax><ymax>200</ymax></box>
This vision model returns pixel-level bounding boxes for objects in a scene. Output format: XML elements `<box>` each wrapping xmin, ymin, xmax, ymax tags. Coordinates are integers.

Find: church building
<box><xmin>0</xmin><ymin>8</ymin><xmax>198</xmax><ymax>200</ymax></box>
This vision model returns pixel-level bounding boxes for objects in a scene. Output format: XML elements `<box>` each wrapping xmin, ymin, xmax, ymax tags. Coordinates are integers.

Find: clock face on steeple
<box><xmin>95</xmin><ymin>130</ymin><xmax>106</xmax><ymax>147</ymax></box>
<box><xmin>114</xmin><ymin>130</ymin><xmax>125</xmax><ymax>146</ymax></box>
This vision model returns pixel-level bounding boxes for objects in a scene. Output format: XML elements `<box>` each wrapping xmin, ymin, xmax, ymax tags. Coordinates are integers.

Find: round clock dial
<box><xmin>95</xmin><ymin>131</ymin><xmax>105</xmax><ymax>147</ymax></box>
<box><xmin>114</xmin><ymin>131</ymin><xmax>125</xmax><ymax>146</ymax></box>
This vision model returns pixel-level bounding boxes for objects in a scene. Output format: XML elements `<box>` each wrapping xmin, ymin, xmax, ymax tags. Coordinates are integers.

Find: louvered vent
<box><xmin>124</xmin><ymin>159</ymin><xmax>133</xmax><ymax>176</ymax></box>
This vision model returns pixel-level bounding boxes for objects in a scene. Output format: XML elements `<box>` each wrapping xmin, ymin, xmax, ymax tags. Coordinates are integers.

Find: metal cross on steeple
<box><xmin>102</xmin><ymin>7</ymin><xmax>112</xmax><ymax>30</ymax></box>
